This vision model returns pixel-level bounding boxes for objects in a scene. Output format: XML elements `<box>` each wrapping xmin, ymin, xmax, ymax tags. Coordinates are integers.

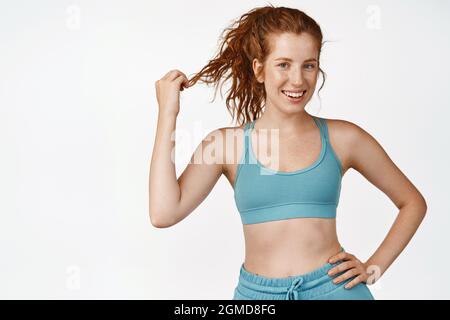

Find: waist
<box><xmin>236</xmin><ymin>246</ymin><xmax>347</xmax><ymax>300</ymax></box>
<box><xmin>243</xmin><ymin>240</ymin><xmax>342</xmax><ymax>278</ymax></box>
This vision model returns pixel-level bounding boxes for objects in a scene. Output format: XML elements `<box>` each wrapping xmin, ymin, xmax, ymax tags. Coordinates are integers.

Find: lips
<box><xmin>282</xmin><ymin>90</ymin><xmax>306</xmax><ymax>93</ymax></box>
<box><xmin>282</xmin><ymin>90</ymin><xmax>307</xmax><ymax>98</ymax></box>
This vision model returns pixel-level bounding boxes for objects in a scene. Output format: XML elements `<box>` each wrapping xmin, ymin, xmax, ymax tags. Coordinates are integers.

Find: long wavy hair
<box><xmin>186</xmin><ymin>4</ymin><xmax>327</xmax><ymax>127</ymax></box>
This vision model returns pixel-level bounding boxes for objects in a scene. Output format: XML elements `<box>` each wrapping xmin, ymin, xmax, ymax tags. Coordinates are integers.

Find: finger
<box><xmin>328</xmin><ymin>260</ymin><xmax>357</xmax><ymax>276</ymax></box>
<box><xmin>163</xmin><ymin>69</ymin><xmax>184</xmax><ymax>80</ymax></box>
<box><xmin>161</xmin><ymin>70</ymin><xmax>177</xmax><ymax>80</ymax></box>
<box><xmin>332</xmin><ymin>268</ymin><xmax>359</xmax><ymax>285</ymax></box>
<box><xmin>176</xmin><ymin>75</ymin><xmax>191</xmax><ymax>91</ymax></box>
<box><xmin>328</xmin><ymin>251</ymin><xmax>352</xmax><ymax>263</ymax></box>
<box><xmin>181</xmin><ymin>75</ymin><xmax>190</xmax><ymax>88</ymax></box>
<box><xmin>344</xmin><ymin>274</ymin><xmax>365</xmax><ymax>289</ymax></box>
<box><xmin>328</xmin><ymin>251</ymin><xmax>344</xmax><ymax>263</ymax></box>
<box><xmin>174</xmin><ymin>74</ymin><xmax>189</xmax><ymax>89</ymax></box>
<box><xmin>173</xmin><ymin>71</ymin><xmax>189</xmax><ymax>84</ymax></box>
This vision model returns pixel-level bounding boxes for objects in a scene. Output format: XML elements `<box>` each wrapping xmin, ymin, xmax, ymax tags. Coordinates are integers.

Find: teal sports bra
<box><xmin>233</xmin><ymin>116</ymin><xmax>343</xmax><ymax>224</ymax></box>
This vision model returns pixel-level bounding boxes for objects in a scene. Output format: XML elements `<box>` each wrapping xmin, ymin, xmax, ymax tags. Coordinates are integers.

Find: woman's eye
<box><xmin>278</xmin><ymin>63</ymin><xmax>316</xmax><ymax>69</ymax></box>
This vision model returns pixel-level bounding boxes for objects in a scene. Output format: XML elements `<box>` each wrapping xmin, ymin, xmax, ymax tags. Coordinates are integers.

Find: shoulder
<box><xmin>319</xmin><ymin>117</ymin><xmax>377</xmax><ymax>172</ymax></box>
<box><xmin>216</xmin><ymin>124</ymin><xmax>246</xmax><ymax>135</ymax></box>
<box><xmin>322</xmin><ymin>117</ymin><xmax>385</xmax><ymax>170</ymax></box>
<box><xmin>320</xmin><ymin>116</ymin><xmax>372</xmax><ymax>145</ymax></box>
<box><xmin>200</xmin><ymin>125</ymin><xmax>244</xmax><ymax>142</ymax></box>
<box><xmin>199</xmin><ymin>124</ymin><xmax>246</xmax><ymax>169</ymax></box>
<box><xmin>205</xmin><ymin>124</ymin><xmax>246</xmax><ymax>144</ymax></box>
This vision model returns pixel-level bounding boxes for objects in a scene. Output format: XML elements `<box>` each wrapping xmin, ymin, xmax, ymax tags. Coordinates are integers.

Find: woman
<box><xmin>149</xmin><ymin>5</ymin><xmax>427</xmax><ymax>300</ymax></box>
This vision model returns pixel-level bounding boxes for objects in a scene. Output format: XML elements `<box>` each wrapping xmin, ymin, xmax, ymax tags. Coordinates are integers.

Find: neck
<box><xmin>254</xmin><ymin>107</ymin><xmax>312</xmax><ymax>134</ymax></box>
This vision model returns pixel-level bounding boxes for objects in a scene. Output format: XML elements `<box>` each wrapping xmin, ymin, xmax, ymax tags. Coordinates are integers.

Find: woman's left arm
<box><xmin>340</xmin><ymin>121</ymin><xmax>428</xmax><ymax>285</ymax></box>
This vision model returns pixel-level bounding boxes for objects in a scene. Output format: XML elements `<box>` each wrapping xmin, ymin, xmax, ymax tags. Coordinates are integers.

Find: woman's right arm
<box><xmin>149</xmin><ymin>70</ymin><xmax>225</xmax><ymax>228</ymax></box>
<box><xmin>149</xmin><ymin>114</ymin><xmax>225</xmax><ymax>228</ymax></box>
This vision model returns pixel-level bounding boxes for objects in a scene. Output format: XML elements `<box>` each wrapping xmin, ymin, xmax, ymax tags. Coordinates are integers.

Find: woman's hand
<box><xmin>327</xmin><ymin>251</ymin><xmax>371</xmax><ymax>289</ymax></box>
<box><xmin>155</xmin><ymin>69</ymin><xmax>191</xmax><ymax>117</ymax></box>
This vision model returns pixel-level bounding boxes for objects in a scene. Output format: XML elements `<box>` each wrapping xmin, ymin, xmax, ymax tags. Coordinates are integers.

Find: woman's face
<box><xmin>253</xmin><ymin>32</ymin><xmax>320</xmax><ymax>114</ymax></box>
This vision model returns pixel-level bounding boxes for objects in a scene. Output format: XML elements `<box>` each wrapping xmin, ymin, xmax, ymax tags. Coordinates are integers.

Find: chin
<box><xmin>279</xmin><ymin>104</ymin><xmax>307</xmax><ymax>114</ymax></box>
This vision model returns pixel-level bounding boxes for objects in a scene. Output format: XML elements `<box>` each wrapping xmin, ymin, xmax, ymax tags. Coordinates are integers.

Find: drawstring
<box><xmin>285</xmin><ymin>277</ymin><xmax>304</xmax><ymax>300</ymax></box>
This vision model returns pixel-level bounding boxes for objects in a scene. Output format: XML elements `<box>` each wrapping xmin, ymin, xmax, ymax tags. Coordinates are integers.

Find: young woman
<box><xmin>149</xmin><ymin>5</ymin><xmax>427</xmax><ymax>300</ymax></box>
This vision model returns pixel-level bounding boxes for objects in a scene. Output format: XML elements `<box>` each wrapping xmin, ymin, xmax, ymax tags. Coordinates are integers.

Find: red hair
<box><xmin>186</xmin><ymin>4</ymin><xmax>327</xmax><ymax>126</ymax></box>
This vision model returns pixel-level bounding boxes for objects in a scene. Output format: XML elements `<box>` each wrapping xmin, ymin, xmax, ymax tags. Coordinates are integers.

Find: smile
<box><xmin>282</xmin><ymin>90</ymin><xmax>307</xmax><ymax>102</ymax></box>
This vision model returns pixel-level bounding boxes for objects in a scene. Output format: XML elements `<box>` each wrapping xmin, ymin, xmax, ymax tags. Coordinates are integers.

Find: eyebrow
<box><xmin>274</xmin><ymin>57</ymin><xmax>318</xmax><ymax>62</ymax></box>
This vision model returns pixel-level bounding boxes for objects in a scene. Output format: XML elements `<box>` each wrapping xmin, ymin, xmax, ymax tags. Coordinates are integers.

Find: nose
<box><xmin>289</xmin><ymin>67</ymin><xmax>305</xmax><ymax>87</ymax></box>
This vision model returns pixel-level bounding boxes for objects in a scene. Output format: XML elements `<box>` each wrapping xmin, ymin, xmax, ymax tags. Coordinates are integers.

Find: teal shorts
<box><xmin>233</xmin><ymin>248</ymin><xmax>375</xmax><ymax>300</ymax></box>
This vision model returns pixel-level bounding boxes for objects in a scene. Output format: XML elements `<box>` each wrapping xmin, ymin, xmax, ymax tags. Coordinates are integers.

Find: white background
<box><xmin>1</xmin><ymin>0</ymin><xmax>449</xmax><ymax>299</ymax></box>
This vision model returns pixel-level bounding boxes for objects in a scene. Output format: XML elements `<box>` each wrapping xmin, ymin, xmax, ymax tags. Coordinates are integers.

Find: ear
<box><xmin>252</xmin><ymin>58</ymin><xmax>264</xmax><ymax>83</ymax></box>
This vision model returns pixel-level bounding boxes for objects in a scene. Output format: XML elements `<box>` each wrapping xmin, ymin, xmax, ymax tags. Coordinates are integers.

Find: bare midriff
<box><xmin>242</xmin><ymin>217</ymin><xmax>342</xmax><ymax>278</ymax></box>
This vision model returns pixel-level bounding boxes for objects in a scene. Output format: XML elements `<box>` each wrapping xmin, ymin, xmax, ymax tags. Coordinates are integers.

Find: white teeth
<box><xmin>283</xmin><ymin>90</ymin><xmax>305</xmax><ymax>98</ymax></box>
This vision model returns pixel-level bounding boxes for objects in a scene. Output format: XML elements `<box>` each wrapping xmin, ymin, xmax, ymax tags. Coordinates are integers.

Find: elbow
<box><xmin>417</xmin><ymin>193</ymin><xmax>428</xmax><ymax>214</ymax></box>
<box><xmin>421</xmin><ymin>198</ymin><xmax>428</xmax><ymax>215</ymax></box>
<box><xmin>150</xmin><ymin>215</ymin><xmax>172</xmax><ymax>228</ymax></box>
<box><xmin>149</xmin><ymin>208</ymin><xmax>176</xmax><ymax>228</ymax></box>
<box><xmin>399</xmin><ymin>191</ymin><xmax>428</xmax><ymax>214</ymax></box>
<box><xmin>422</xmin><ymin>201</ymin><xmax>428</xmax><ymax>215</ymax></box>
<box><xmin>410</xmin><ymin>194</ymin><xmax>428</xmax><ymax>216</ymax></box>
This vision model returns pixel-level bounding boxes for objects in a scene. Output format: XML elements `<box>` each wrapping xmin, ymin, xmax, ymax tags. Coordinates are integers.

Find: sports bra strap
<box><xmin>317</xmin><ymin>117</ymin><xmax>329</xmax><ymax>142</ymax></box>
<box><xmin>243</xmin><ymin>121</ymin><xmax>252</xmax><ymax>164</ymax></box>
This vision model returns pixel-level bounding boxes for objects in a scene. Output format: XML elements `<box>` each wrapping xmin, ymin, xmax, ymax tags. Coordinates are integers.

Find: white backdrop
<box><xmin>1</xmin><ymin>0</ymin><xmax>449</xmax><ymax>299</ymax></box>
